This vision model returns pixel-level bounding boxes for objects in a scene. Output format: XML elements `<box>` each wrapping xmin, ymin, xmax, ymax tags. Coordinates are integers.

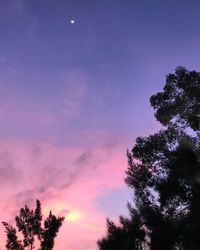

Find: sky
<box><xmin>0</xmin><ymin>0</ymin><xmax>200</xmax><ymax>249</ymax></box>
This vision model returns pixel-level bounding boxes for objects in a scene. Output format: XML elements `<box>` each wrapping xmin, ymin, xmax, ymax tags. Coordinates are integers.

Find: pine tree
<box><xmin>2</xmin><ymin>200</ymin><xmax>64</xmax><ymax>250</ymax></box>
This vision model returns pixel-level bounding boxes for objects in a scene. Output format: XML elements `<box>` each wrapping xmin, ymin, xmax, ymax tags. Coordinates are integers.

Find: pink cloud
<box><xmin>0</xmin><ymin>136</ymin><xmax>128</xmax><ymax>249</ymax></box>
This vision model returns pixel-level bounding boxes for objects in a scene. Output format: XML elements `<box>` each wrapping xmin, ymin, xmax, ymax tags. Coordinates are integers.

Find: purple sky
<box><xmin>0</xmin><ymin>0</ymin><xmax>200</xmax><ymax>249</ymax></box>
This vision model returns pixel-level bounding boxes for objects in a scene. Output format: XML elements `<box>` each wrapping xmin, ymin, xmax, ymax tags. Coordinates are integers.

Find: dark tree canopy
<box><xmin>98</xmin><ymin>67</ymin><xmax>200</xmax><ymax>250</ymax></box>
<box><xmin>2</xmin><ymin>200</ymin><xmax>64</xmax><ymax>250</ymax></box>
<box><xmin>150</xmin><ymin>66</ymin><xmax>200</xmax><ymax>131</ymax></box>
<box><xmin>97</xmin><ymin>204</ymin><xmax>145</xmax><ymax>250</ymax></box>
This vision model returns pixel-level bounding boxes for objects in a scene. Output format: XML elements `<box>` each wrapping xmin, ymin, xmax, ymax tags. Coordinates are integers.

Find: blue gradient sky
<box><xmin>0</xmin><ymin>0</ymin><xmax>200</xmax><ymax>249</ymax></box>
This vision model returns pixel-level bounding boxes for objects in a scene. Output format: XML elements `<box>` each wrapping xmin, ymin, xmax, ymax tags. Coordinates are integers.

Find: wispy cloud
<box><xmin>0</xmin><ymin>135</ymin><xmax>127</xmax><ymax>249</ymax></box>
<box><xmin>46</xmin><ymin>70</ymin><xmax>88</xmax><ymax>120</ymax></box>
<box><xmin>0</xmin><ymin>151</ymin><xmax>22</xmax><ymax>185</ymax></box>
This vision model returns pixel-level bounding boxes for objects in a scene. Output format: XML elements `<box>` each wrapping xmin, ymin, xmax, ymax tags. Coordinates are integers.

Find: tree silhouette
<box><xmin>98</xmin><ymin>67</ymin><xmax>200</xmax><ymax>250</ymax></box>
<box><xmin>2</xmin><ymin>200</ymin><xmax>64</xmax><ymax>250</ymax></box>
<box><xmin>97</xmin><ymin>204</ymin><xmax>145</xmax><ymax>250</ymax></box>
<box><xmin>150</xmin><ymin>66</ymin><xmax>200</xmax><ymax>130</ymax></box>
<box><xmin>40</xmin><ymin>211</ymin><xmax>64</xmax><ymax>250</ymax></box>
<box><xmin>2</xmin><ymin>222</ymin><xmax>23</xmax><ymax>250</ymax></box>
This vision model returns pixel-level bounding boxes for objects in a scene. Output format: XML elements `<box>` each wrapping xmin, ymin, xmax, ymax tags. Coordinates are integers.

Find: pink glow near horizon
<box><xmin>0</xmin><ymin>138</ymin><xmax>129</xmax><ymax>249</ymax></box>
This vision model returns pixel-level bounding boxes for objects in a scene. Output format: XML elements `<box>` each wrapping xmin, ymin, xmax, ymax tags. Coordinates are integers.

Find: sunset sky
<box><xmin>0</xmin><ymin>0</ymin><xmax>200</xmax><ymax>249</ymax></box>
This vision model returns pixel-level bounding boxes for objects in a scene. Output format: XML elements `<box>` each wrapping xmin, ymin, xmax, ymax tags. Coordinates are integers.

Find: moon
<box><xmin>70</xmin><ymin>20</ymin><xmax>75</xmax><ymax>24</ymax></box>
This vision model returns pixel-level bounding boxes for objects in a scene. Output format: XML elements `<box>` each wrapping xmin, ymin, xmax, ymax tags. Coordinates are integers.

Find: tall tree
<box><xmin>98</xmin><ymin>67</ymin><xmax>200</xmax><ymax>250</ymax></box>
<box><xmin>2</xmin><ymin>200</ymin><xmax>64</xmax><ymax>250</ymax></box>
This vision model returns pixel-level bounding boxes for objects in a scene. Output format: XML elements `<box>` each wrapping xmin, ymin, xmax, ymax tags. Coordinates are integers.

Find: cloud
<box><xmin>0</xmin><ymin>136</ymin><xmax>128</xmax><ymax>250</ymax></box>
<box><xmin>0</xmin><ymin>151</ymin><xmax>22</xmax><ymax>185</ymax></box>
<box><xmin>59</xmin><ymin>209</ymin><xmax>70</xmax><ymax>217</ymax></box>
<box><xmin>45</xmin><ymin>70</ymin><xmax>88</xmax><ymax>121</ymax></box>
<box><xmin>28</xmin><ymin>145</ymin><xmax>98</xmax><ymax>193</ymax></box>
<box><xmin>74</xmin><ymin>151</ymin><xmax>92</xmax><ymax>166</ymax></box>
<box><xmin>0</xmin><ymin>68</ymin><xmax>90</xmax><ymax>137</ymax></box>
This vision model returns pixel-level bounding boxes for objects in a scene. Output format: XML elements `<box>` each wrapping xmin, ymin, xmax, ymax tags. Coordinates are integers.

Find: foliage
<box><xmin>2</xmin><ymin>200</ymin><xmax>64</xmax><ymax>250</ymax></box>
<box><xmin>98</xmin><ymin>67</ymin><xmax>200</xmax><ymax>250</ymax></box>
<box><xmin>150</xmin><ymin>66</ymin><xmax>200</xmax><ymax>131</ymax></box>
<box><xmin>40</xmin><ymin>211</ymin><xmax>64</xmax><ymax>250</ymax></box>
<box><xmin>97</xmin><ymin>204</ymin><xmax>145</xmax><ymax>250</ymax></box>
<box><xmin>2</xmin><ymin>222</ymin><xmax>23</xmax><ymax>250</ymax></box>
